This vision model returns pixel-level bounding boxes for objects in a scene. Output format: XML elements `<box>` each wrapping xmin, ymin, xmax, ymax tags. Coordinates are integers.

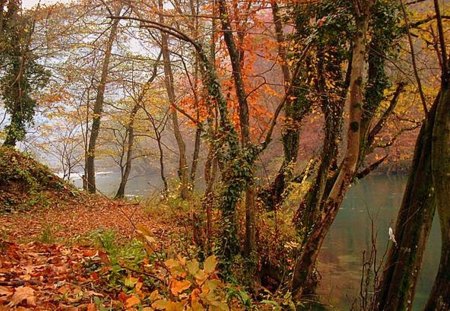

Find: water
<box><xmin>318</xmin><ymin>175</ymin><xmax>441</xmax><ymax>310</ymax></box>
<box><xmin>68</xmin><ymin>169</ymin><xmax>165</xmax><ymax>197</ymax></box>
<box><xmin>70</xmin><ymin>172</ymin><xmax>441</xmax><ymax>309</ymax></box>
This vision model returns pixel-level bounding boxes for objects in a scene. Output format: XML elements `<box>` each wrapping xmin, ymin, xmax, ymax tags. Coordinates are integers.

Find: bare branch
<box><xmin>400</xmin><ymin>0</ymin><xmax>428</xmax><ymax>115</ymax></box>
<box><xmin>368</xmin><ymin>82</ymin><xmax>406</xmax><ymax>147</ymax></box>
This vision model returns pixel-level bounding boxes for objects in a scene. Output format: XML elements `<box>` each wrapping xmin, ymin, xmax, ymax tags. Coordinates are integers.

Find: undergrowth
<box><xmin>0</xmin><ymin>147</ymin><xmax>82</xmax><ymax>212</ymax></box>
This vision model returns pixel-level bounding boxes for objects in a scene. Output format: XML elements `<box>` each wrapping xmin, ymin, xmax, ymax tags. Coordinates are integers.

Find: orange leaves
<box><xmin>125</xmin><ymin>295</ymin><xmax>141</xmax><ymax>309</ymax></box>
<box><xmin>0</xmin><ymin>241</ymin><xmax>111</xmax><ymax>309</ymax></box>
<box><xmin>8</xmin><ymin>286</ymin><xmax>37</xmax><ymax>308</ymax></box>
<box><xmin>170</xmin><ymin>279</ymin><xmax>191</xmax><ymax>295</ymax></box>
<box><xmin>146</xmin><ymin>255</ymin><xmax>233</xmax><ymax>310</ymax></box>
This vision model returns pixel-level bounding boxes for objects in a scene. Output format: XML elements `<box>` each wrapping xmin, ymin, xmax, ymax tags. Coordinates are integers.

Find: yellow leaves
<box><xmin>125</xmin><ymin>295</ymin><xmax>141</xmax><ymax>309</ymax></box>
<box><xmin>191</xmin><ymin>299</ymin><xmax>206</xmax><ymax>311</ymax></box>
<box><xmin>186</xmin><ymin>259</ymin><xmax>200</xmax><ymax>276</ymax></box>
<box><xmin>164</xmin><ymin>258</ymin><xmax>186</xmax><ymax>278</ymax></box>
<box><xmin>8</xmin><ymin>286</ymin><xmax>36</xmax><ymax>307</ymax></box>
<box><xmin>136</xmin><ymin>224</ymin><xmax>157</xmax><ymax>255</ymax></box>
<box><xmin>152</xmin><ymin>299</ymin><xmax>185</xmax><ymax>311</ymax></box>
<box><xmin>203</xmin><ymin>256</ymin><xmax>217</xmax><ymax>274</ymax></box>
<box><xmin>150</xmin><ymin>289</ymin><xmax>162</xmax><ymax>301</ymax></box>
<box><xmin>124</xmin><ymin>275</ymin><xmax>139</xmax><ymax>288</ymax></box>
<box><xmin>204</xmin><ymin>256</ymin><xmax>217</xmax><ymax>274</ymax></box>
<box><xmin>146</xmin><ymin>255</ymin><xmax>231</xmax><ymax>310</ymax></box>
<box><xmin>152</xmin><ymin>299</ymin><xmax>169</xmax><ymax>309</ymax></box>
<box><xmin>194</xmin><ymin>269</ymin><xmax>209</xmax><ymax>285</ymax></box>
<box><xmin>170</xmin><ymin>279</ymin><xmax>191</xmax><ymax>295</ymax></box>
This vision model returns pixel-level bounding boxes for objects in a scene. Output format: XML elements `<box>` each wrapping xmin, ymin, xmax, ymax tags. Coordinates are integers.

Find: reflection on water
<box><xmin>71</xmin><ymin>172</ymin><xmax>441</xmax><ymax>310</ymax></box>
<box><xmin>318</xmin><ymin>175</ymin><xmax>441</xmax><ymax>310</ymax></box>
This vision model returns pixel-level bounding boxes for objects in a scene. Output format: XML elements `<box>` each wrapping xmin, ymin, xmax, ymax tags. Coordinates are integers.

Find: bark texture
<box><xmin>426</xmin><ymin>86</ymin><xmax>450</xmax><ymax>311</ymax></box>
<box><xmin>86</xmin><ymin>6</ymin><xmax>121</xmax><ymax>193</ymax></box>
<box><xmin>291</xmin><ymin>3</ymin><xmax>373</xmax><ymax>298</ymax></box>
<box><xmin>374</xmin><ymin>101</ymin><xmax>437</xmax><ymax>311</ymax></box>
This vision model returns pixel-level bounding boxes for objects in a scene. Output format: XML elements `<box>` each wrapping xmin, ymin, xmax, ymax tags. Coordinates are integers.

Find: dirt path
<box><xmin>0</xmin><ymin>198</ymin><xmax>163</xmax><ymax>244</ymax></box>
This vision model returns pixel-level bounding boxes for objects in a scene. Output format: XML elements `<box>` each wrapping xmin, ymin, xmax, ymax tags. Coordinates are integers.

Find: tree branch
<box><xmin>433</xmin><ymin>0</ymin><xmax>449</xmax><ymax>80</ymax></box>
<box><xmin>368</xmin><ymin>82</ymin><xmax>406</xmax><ymax>147</ymax></box>
<box><xmin>356</xmin><ymin>155</ymin><xmax>388</xmax><ymax>179</ymax></box>
<box><xmin>400</xmin><ymin>0</ymin><xmax>428</xmax><ymax>115</ymax></box>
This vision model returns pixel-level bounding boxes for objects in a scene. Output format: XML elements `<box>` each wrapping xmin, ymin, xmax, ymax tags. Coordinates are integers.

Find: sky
<box><xmin>23</xmin><ymin>0</ymin><xmax>68</xmax><ymax>9</ymax></box>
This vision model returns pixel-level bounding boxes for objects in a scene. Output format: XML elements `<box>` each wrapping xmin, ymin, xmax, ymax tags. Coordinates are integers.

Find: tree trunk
<box><xmin>190</xmin><ymin>127</ymin><xmax>201</xmax><ymax>184</ymax></box>
<box><xmin>426</xmin><ymin>84</ymin><xmax>450</xmax><ymax>311</ymax></box>
<box><xmin>144</xmin><ymin>107</ymin><xmax>169</xmax><ymax>195</ymax></box>
<box><xmin>262</xmin><ymin>1</ymin><xmax>310</xmax><ymax>210</ymax></box>
<box><xmin>203</xmin><ymin>145</ymin><xmax>217</xmax><ymax>254</ymax></box>
<box><xmin>85</xmin><ymin>6</ymin><xmax>121</xmax><ymax>193</ymax></box>
<box><xmin>158</xmin><ymin>0</ymin><xmax>190</xmax><ymax>200</ymax></box>
<box><xmin>115</xmin><ymin>104</ymin><xmax>139</xmax><ymax>199</ymax></box>
<box><xmin>374</xmin><ymin>100</ymin><xmax>437</xmax><ymax>311</ymax></box>
<box><xmin>218</xmin><ymin>0</ymin><xmax>256</xmax><ymax>262</ymax></box>
<box><xmin>291</xmin><ymin>5</ymin><xmax>372</xmax><ymax>299</ymax></box>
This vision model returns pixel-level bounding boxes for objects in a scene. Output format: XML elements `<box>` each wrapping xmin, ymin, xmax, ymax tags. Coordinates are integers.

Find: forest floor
<box><xmin>0</xmin><ymin>147</ymin><xmax>253</xmax><ymax>310</ymax></box>
<box><xmin>0</xmin><ymin>197</ymin><xmax>180</xmax><ymax>310</ymax></box>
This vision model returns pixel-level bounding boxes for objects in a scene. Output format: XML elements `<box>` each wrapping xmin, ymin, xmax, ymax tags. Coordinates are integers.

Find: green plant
<box><xmin>88</xmin><ymin>229</ymin><xmax>147</xmax><ymax>290</ymax></box>
<box><xmin>38</xmin><ymin>224</ymin><xmax>56</xmax><ymax>244</ymax></box>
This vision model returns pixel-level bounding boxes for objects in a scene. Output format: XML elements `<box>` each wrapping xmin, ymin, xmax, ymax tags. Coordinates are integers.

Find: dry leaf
<box><xmin>125</xmin><ymin>295</ymin><xmax>140</xmax><ymax>309</ymax></box>
<box><xmin>0</xmin><ymin>286</ymin><xmax>12</xmax><ymax>297</ymax></box>
<box><xmin>170</xmin><ymin>279</ymin><xmax>191</xmax><ymax>296</ymax></box>
<box><xmin>8</xmin><ymin>286</ymin><xmax>36</xmax><ymax>307</ymax></box>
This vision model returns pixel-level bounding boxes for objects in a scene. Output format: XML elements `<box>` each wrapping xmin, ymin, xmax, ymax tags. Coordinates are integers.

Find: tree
<box><xmin>157</xmin><ymin>0</ymin><xmax>191</xmax><ymax>200</ymax></box>
<box><xmin>261</xmin><ymin>0</ymin><xmax>312</xmax><ymax>210</ymax></box>
<box><xmin>0</xmin><ymin>0</ymin><xmax>49</xmax><ymax>147</ymax></box>
<box><xmin>373</xmin><ymin>1</ymin><xmax>438</xmax><ymax>309</ymax></box>
<box><xmin>426</xmin><ymin>1</ymin><xmax>450</xmax><ymax>308</ymax></box>
<box><xmin>114</xmin><ymin>58</ymin><xmax>160</xmax><ymax>199</ymax></box>
<box><xmin>289</xmin><ymin>0</ymin><xmax>404</xmax><ymax>299</ymax></box>
<box><xmin>85</xmin><ymin>3</ymin><xmax>122</xmax><ymax>193</ymax></box>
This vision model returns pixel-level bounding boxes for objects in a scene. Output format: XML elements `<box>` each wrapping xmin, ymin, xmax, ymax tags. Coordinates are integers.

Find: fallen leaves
<box><xmin>8</xmin><ymin>286</ymin><xmax>36</xmax><ymax>307</ymax></box>
<box><xmin>125</xmin><ymin>295</ymin><xmax>140</xmax><ymax>309</ymax></box>
<box><xmin>0</xmin><ymin>241</ymin><xmax>109</xmax><ymax>309</ymax></box>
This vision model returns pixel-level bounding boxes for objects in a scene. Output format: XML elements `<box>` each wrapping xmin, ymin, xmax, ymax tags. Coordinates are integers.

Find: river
<box><xmin>318</xmin><ymin>175</ymin><xmax>440</xmax><ymax>310</ymax></box>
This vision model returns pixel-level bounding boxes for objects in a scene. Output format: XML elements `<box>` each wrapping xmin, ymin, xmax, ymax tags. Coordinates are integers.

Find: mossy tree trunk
<box><xmin>291</xmin><ymin>1</ymin><xmax>374</xmax><ymax>298</ymax></box>
<box><xmin>427</xmin><ymin>84</ymin><xmax>450</xmax><ymax>311</ymax></box>
<box><xmin>263</xmin><ymin>1</ymin><xmax>311</xmax><ymax>210</ymax></box>
<box><xmin>425</xmin><ymin>2</ymin><xmax>450</xmax><ymax>308</ymax></box>
<box><xmin>374</xmin><ymin>100</ymin><xmax>437</xmax><ymax>311</ymax></box>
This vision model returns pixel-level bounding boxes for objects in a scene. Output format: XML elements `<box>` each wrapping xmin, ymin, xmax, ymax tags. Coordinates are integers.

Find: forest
<box><xmin>0</xmin><ymin>0</ymin><xmax>449</xmax><ymax>310</ymax></box>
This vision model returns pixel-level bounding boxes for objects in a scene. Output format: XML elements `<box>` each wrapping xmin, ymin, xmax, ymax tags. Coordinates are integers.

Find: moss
<box><xmin>0</xmin><ymin>147</ymin><xmax>82</xmax><ymax>212</ymax></box>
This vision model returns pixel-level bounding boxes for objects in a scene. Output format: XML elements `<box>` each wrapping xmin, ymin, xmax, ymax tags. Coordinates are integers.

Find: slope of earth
<box><xmin>0</xmin><ymin>147</ymin><xmax>82</xmax><ymax>212</ymax></box>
